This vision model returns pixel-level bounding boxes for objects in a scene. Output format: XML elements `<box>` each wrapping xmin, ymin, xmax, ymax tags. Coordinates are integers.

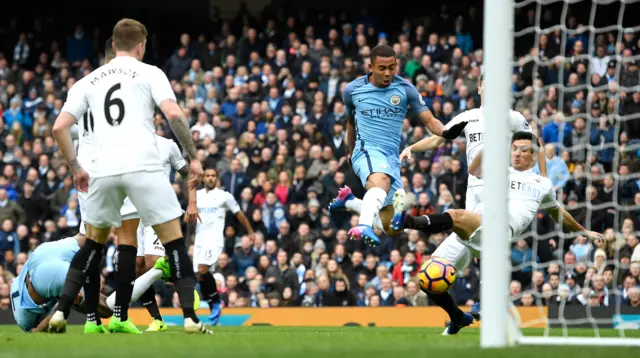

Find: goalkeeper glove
<box><xmin>441</xmin><ymin>121</ymin><xmax>468</xmax><ymax>140</ymax></box>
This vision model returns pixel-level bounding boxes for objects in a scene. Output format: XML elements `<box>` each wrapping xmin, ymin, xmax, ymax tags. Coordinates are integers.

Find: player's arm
<box><xmin>543</xmin><ymin>193</ymin><xmax>603</xmax><ymax>244</ymax></box>
<box><xmin>343</xmin><ymin>84</ymin><xmax>356</xmax><ymax>158</ymax></box>
<box><xmin>169</xmin><ymin>140</ymin><xmax>191</xmax><ymax>202</ymax></box>
<box><xmin>404</xmin><ymin>81</ymin><xmax>467</xmax><ymax>140</ymax></box>
<box><xmin>53</xmin><ymin>113</ymin><xmax>81</xmax><ymax>170</ymax></box>
<box><xmin>408</xmin><ymin>135</ymin><xmax>446</xmax><ymax>153</ymax></box>
<box><xmin>53</xmin><ymin>84</ymin><xmax>88</xmax><ymax>176</ymax></box>
<box><xmin>151</xmin><ymin>68</ymin><xmax>198</xmax><ymax>163</ymax></box>
<box><xmin>235</xmin><ymin>211</ymin><xmax>255</xmax><ymax>238</ymax></box>
<box><xmin>346</xmin><ymin>115</ymin><xmax>356</xmax><ymax>158</ymax></box>
<box><xmin>399</xmin><ymin>135</ymin><xmax>445</xmax><ymax>162</ymax></box>
<box><xmin>31</xmin><ymin>310</ymin><xmax>54</xmax><ymax>332</ymax></box>
<box><xmin>529</xmin><ymin>121</ymin><xmax>547</xmax><ymax>177</ymax></box>
<box><xmin>227</xmin><ymin>194</ymin><xmax>255</xmax><ymax>240</ymax></box>
<box><xmin>536</xmin><ymin>142</ymin><xmax>547</xmax><ymax>177</ymax></box>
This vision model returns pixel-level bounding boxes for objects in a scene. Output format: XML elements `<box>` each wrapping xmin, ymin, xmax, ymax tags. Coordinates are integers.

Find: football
<box><xmin>417</xmin><ymin>257</ymin><xmax>457</xmax><ymax>294</ymax></box>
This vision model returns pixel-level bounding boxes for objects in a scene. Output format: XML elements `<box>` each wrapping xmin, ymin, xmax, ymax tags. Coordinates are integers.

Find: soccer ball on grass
<box><xmin>418</xmin><ymin>257</ymin><xmax>456</xmax><ymax>294</ymax></box>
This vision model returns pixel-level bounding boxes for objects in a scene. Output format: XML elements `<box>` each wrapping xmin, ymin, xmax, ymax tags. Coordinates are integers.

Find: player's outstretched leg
<box><xmin>197</xmin><ymin>265</ymin><xmax>222</xmax><ymax>325</ymax></box>
<box><xmin>406</xmin><ymin>212</ymin><xmax>454</xmax><ymax>234</ymax></box>
<box><xmin>391</xmin><ymin>189</ymin><xmax>408</xmax><ymax>231</ymax></box>
<box><xmin>140</xmin><ymin>255</ymin><xmax>167</xmax><ymax>332</ymax></box>
<box><xmin>426</xmin><ymin>291</ymin><xmax>474</xmax><ymax>336</ymax></box>
<box><xmin>49</xmin><ymin>239</ymin><xmax>105</xmax><ymax>333</ymax></box>
<box><xmin>405</xmin><ymin>210</ymin><xmax>481</xmax><ymax>240</ymax></box>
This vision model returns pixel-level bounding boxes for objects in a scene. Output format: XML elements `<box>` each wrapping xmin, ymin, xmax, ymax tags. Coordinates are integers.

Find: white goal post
<box><xmin>481</xmin><ymin>0</ymin><xmax>514</xmax><ymax>348</ymax></box>
<box><xmin>482</xmin><ymin>0</ymin><xmax>640</xmax><ymax>348</ymax></box>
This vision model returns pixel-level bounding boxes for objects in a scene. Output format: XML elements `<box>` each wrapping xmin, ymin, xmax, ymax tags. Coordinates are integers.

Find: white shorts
<box><xmin>84</xmin><ymin>170</ymin><xmax>183</xmax><ymax>229</ymax></box>
<box><xmin>465</xmin><ymin>185</ymin><xmax>484</xmax><ymax>211</ymax></box>
<box><xmin>433</xmin><ymin>192</ymin><xmax>486</xmax><ymax>273</ymax></box>
<box><xmin>193</xmin><ymin>236</ymin><xmax>224</xmax><ymax>271</ymax></box>
<box><xmin>120</xmin><ymin>197</ymin><xmax>140</xmax><ymax>221</ymax></box>
<box><xmin>136</xmin><ymin>223</ymin><xmax>165</xmax><ymax>257</ymax></box>
<box><xmin>433</xmin><ymin>233</ymin><xmax>474</xmax><ymax>273</ymax></box>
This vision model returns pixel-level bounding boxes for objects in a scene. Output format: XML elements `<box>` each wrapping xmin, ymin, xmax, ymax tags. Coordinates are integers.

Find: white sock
<box><xmin>347</xmin><ymin>197</ymin><xmax>385</xmax><ymax>232</ymax></box>
<box><xmin>106</xmin><ymin>268</ymin><xmax>164</xmax><ymax>311</ymax></box>
<box><xmin>358</xmin><ymin>187</ymin><xmax>387</xmax><ymax>227</ymax></box>
<box><xmin>345</xmin><ymin>197</ymin><xmax>363</xmax><ymax>213</ymax></box>
<box><xmin>373</xmin><ymin>213</ymin><xmax>385</xmax><ymax>232</ymax></box>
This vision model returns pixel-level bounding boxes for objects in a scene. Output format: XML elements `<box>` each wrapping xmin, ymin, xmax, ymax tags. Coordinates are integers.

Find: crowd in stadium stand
<box><xmin>0</xmin><ymin>3</ymin><xmax>639</xmax><ymax>311</ymax></box>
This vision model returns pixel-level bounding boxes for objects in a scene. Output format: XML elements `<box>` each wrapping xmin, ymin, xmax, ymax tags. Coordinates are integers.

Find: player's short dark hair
<box><xmin>204</xmin><ymin>167</ymin><xmax>218</xmax><ymax>174</ymax></box>
<box><xmin>370</xmin><ymin>45</ymin><xmax>396</xmax><ymax>65</ymax></box>
<box><xmin>511</xmin><ymin>131</ymin><xmax>538</xmax><ymax>145</ymax></box>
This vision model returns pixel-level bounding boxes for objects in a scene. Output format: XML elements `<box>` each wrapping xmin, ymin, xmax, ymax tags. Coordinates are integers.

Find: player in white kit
<box><xmin>397</xmin><ymin>76</ymin><xmax>548</xmax><ymax>322</ymax></box>
<box><xmin>51</xmin><ymin>18</ymin><xmax>210</xmax><ymax>334</ymax></box>
<box><xmin>403</xmin><ymin>131</ymin><xmax>603</xmax><ymax>335</ymax></box>
<box><xmin>188</xmin><ymin>167</ymin><xmax>255</xmax><ymax>324</ymax></box>
<box><xmin>73</xmin><ymin>39</ymin><xmax>188</xmax><ymax>332</ymax></box>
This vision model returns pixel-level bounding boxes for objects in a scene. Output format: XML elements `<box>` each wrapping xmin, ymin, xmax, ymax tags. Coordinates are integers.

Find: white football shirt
<box><xmin>506</xmin><ymin>167</ymin><xmax>558</xmax><ymax>237</ymax></box>
<box><xmin>155</xmin><ymin>135</ymin><xmax>186</xmax><ymax>178</ymax></box>
<box><xmin>61</xmin><ymin>56</ymin><xmax>176</xmax><ymax>177</ymax></box>
<box><xmin>462</xmin><ymin>167</ymin><xmax>558</xmax><ymax>253</ymax></box>
<box><xmin>70</xmin><ymin>109</ymin><xmax>97</xmax><ymax>174</ymax></box>
<box><xmin>195</xmin><ymin>188</ymin><xmax>240</xmax><ymax>243</ymax></box>
<box><xmin>445</xmin><ymin>107</ymin><xmax>532</xmax><ymax>187</ymax></box>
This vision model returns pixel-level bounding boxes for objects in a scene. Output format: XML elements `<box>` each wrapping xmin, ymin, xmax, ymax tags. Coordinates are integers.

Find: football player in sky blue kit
<box><xmin>334</xmin><ymin>45</ymin><xmax>467</xmax><ymax>246</ymax></box>
<box><xmin>9</xmin><ymin>235</ymin><xmax>173</xmax><ymax>333</ymax></box>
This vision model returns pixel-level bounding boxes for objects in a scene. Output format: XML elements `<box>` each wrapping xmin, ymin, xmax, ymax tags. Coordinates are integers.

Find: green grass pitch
<box><xmin>0</xmin><ymin>326</ymin><xmax>638</xmax><ymax>358</ymax></box>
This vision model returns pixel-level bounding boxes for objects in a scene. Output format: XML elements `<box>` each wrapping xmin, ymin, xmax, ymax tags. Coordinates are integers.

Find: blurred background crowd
<box><xmin>0</xmin><ymin>0</ymin><xmax>639</xmax><ymax>312</ymax></box>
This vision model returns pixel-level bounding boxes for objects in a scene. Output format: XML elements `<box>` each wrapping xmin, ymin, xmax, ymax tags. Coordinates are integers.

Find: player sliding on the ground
<box><xmin>51</xmin><ymin>18</ymin><xmax>209</xmax><ymax>334</ymax></box>
<box><xmin>184</xmin><ymin>167</ymin><xmax>255</xmax><ymax>325</ymax></box>
<box><xmin>397</xmin><ymin>75</ymin><xmax>548</xmax><ymax>320</ymax></box>
<box><xmin>342</xmin><ymin>44</ymin><xmax>467</xmax><ymax>246</ymax></box>
<box><xmin>9</xmin><ymin>235</ymin><xmax>180</xmax><ymax>333</ymax></box>
<box><xmin>401</xmin><ymin>131</ymin><xmax>603</xmax><ymax>335</ymax></box>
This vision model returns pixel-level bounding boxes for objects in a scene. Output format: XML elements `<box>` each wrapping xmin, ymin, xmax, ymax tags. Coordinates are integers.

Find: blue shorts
<box><xmin>10</xmin><ymin>238</ymin><xmax>79</xmax><ymax>332</ymax></box>
<box><xmin>351</xmin><ymin>148</ymin><xmax>403</xmax><ymax>207</ymax></box>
